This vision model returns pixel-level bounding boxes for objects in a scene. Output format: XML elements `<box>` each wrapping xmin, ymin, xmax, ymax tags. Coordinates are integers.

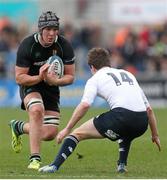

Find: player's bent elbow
<box><xmin>81</xmin><ymin>102</ymin><xmax>90</xmax><ymax>109</ymax></box>
<box><xmin>15</xmin><ymin>76</ymin><xmax>22</xmax><ymax>85</ymax></box>
<box><xmin>71</xmin><ymin>131</ymin><xmax>84</xmax><ymax>141</ymax></box>
<box><xmin>67</xmin><ymin>75</ymin><xmax>75</xmax><ymax>84</ymax></box>
<box><xmin>15</xmin><ymin>76</ymin><xmax>27</xmax><ymax>86</ymax></box>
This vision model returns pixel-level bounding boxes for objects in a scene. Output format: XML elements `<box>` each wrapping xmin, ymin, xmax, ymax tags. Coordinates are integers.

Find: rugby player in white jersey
<box><xmin>39</xmin><ymin>47</ymin><xmax>161</xmax><ymax>173</ymax></box>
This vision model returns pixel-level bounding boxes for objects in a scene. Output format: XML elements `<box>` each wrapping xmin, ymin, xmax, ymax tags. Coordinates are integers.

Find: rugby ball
<box><xmin>47</xmin><ymin>55</ymin><xmax>64</xmax><ymax>78</ymax></box>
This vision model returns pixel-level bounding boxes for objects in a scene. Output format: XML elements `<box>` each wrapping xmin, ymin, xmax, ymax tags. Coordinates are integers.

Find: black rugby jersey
<box><xmin>16</xmin><ymin>33</ymin><xmax>75</xmax><ymax>76</ymax></box>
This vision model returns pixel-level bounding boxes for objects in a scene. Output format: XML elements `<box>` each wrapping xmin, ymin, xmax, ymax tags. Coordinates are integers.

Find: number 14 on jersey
<box><xmin>107</xmin><ymin>72</ymin><xmax>134</xmax><ymax>86</ymax></box>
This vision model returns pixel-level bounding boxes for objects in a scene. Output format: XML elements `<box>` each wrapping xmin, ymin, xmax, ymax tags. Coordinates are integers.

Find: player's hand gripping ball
<box><xmin>47</xmin><ymin>55</ymin><xmax>64</xmax><ymax>78</ymax></box>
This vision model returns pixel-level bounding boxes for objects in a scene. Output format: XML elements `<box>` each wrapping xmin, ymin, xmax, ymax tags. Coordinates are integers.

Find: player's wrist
<box><xmin>152</xmin><ymin>134</ymin><xmax>159</xmax><ymax>138</ymax></box>
<box><xmin>65</xmin><ymin>126</ymin><xmax>72</xmax><ymax>131</ymax></box>
<box><xmin>37</xmin><ymin>75</ymin><xmax>43</xmax><ymax>83</ymax></box>
<box><xmin>53</xmin><ymin>77</ymin><xmax>61</xmax><ymax>86</ymax></box>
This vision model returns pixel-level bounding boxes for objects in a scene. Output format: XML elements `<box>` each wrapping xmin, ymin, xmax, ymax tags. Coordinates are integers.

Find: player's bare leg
<box><xmin>23</xmin><ymin>123</ymin><xmax>58</xmax><ymax>140</ymax></box>
<box><xmin>9</xmin><ymin>106</ymin><xmax>60</xmax><ymax>170</ymax></box>
<box><xmin>23</xmin><ymin>110</ymin><xmax>60</xmax><ymax>140</ymax></box>
<box><xmin>22</xmin><ymin>93</ymin><xmax>44</xmax><ymax>170</ymax></box>
<box><xmin>10</xmin><ymin>110</ymin><xmax>60</xmax><ymax>141</ymax></box>
<box><xmin>39</xmin><ymin>118</ymin><xmax>103</xmax><ymax>173</ymax></box>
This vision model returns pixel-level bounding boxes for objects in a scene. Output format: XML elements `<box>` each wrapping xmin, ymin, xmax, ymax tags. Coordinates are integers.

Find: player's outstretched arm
<box><xmin>56</xmin><ymin>102</ymin><xmax>90</xmax><ymax>144</ymax></box>
<box><xmin>147</xmin><ymin>107</ymin><xmax>161</xmax><ymax>151</ymax></box>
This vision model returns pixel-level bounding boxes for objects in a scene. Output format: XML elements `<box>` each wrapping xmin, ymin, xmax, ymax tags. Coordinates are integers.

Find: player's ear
<box><xmin>92</xmin><ymin>65</ymin><xmax>97</xmax><ymax>70</ymax></box>
<box><xmin>90</xmin><ymin>65</ymin><xmax>97</xmax><ymax>74</ymax></box>
<box><xmin>89</xmin><ymin>65</ymin><xmax>92</xmax><ymax>69</ymax></box>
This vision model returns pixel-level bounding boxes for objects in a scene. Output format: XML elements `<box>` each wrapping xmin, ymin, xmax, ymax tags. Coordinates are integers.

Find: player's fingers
<box><xmin>153</xmin><ymin>138</ymin><xmax>161</xmax><ymax>151</ymax></box>
<box><xmin>42</xmin><ymin>64</ymin><xmax>50</xmax><ymax>71</ymax></box>
<box><xmin>49</xmin><ymin>70</ymin><xmax>56</xmax><ymax>75</ymax></box>
<box><xmin>56</xmin><ymin>137</ymin><xmax>61</xmax><ymax>144</ymax></box>
<box><xmin>40</xmin><ymin>64</ymin><xmax>49</xmax><ymax>74</ymax></box>
<box><xmin>56</xmin><ymin>133</ymin><xmax>64</xmax><ymax>144</ymax></box>
<box><xmin>155</xmin><ymin>140</ymin><xmax>161</xmax><ymax>151</ymax></box>
<box><xmin>56</xmin><ymin>135</ymin><xmax>61</xmax><ymax>144</ymax></box>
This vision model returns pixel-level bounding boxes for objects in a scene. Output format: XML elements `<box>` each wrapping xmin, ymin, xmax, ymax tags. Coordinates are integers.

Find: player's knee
<box><xmin>29</xmin><ymin>105</ymin><xmax>44</xmax><ymax>117</ymax></box>
<box><xmin>42</xmin><ymin>115</ymin><xmax>60</xmax><ymax>140</ymax></box>
<box><xmin>26</xmin><ymin>98</ymin><xmax>44</xmax><ymax>116</ymax></box>
<box><xmin>48</xmin><ymin>133</ymin><xmax>57</xmax><ymax>141</ymax></box>
<box><xmin>43</xmin><ymin>129</ymin><xmax>57</xmax><ymax>141</ymax></box>
<box><xmin>42</xmin><ymin>124</ymin><xmax>58</xmax><ymax>141</ymax></box>
<box><xmin>71</xmin><ymin>129</ymin><xmax>86</xmax><ymax>141</ymax></box>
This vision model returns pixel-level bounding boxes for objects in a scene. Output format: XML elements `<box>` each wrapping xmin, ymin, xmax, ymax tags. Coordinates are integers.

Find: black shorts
<box><xmin>19</xmin><ymin>82</ymin><xmax>60</xmax><ymax>112</ymax></box>
<box><xmin>93</xmin><ymin>107</ymin><xmax>148</xmax><ymax>141</ymax></box>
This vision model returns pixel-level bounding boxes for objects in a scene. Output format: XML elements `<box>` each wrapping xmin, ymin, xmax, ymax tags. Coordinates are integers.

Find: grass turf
<box><xmin>0</xmin><ymin>107</ymin><xmax>166</xmax><ymax>179</ymax></box>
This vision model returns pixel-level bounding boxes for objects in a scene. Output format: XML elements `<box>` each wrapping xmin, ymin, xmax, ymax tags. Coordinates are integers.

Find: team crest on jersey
<box><xmin>53</xmin><ymin>49</ymin><xmax>57</xmax><ymax>55</ymax></box>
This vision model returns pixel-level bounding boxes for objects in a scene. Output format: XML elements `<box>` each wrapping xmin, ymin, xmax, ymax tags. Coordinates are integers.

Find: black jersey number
<box><xmin>107</xmin><ymin>72</ymin><xmax>134</xmax><ymax>86</ymax></box>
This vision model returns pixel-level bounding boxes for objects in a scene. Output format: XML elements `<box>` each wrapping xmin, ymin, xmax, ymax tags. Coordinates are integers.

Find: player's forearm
<box><xmin>66</xmin><ymin>102</ymin><xmax>90</xmax><ymax>130</ymax></box>
<box><xmin>16</xmin><ymin>74</ymin><xmax>42</xmax><ymax>86</ymax></box>
<box><xmin>147</xmin><ymin>107</ymin><xmax>159</xmax><ymax>137</ymax></box>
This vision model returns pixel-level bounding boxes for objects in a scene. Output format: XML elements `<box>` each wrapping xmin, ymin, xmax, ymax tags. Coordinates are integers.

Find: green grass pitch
<box><xmin>0</xmin><ymin>107</ymin><xmax>166</xmax><ymax>179</ymax></box>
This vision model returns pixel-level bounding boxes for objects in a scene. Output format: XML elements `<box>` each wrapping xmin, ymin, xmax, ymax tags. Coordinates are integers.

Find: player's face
<box><xmin>41</xmin><ymin>27</ymin><xmax>59</xmax><ymax>46</ymax></box>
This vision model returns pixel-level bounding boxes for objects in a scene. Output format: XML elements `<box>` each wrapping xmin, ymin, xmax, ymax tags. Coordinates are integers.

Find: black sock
<box><xmin>30</xmin><ymin>153</ymin><xmax>41</xmax><ymax>162</ymax></box>
<box><xmin>14</xmin><ymin>120</ymin><xmax>25</xmax><ymax>135</ymax></box>
<box><xmin>52</xmin><ymin>135</ymin><xmax>79</xmax><ymax>169</ymax></box>
<box><xmin>117</xmin><ymin>138</ymin><xmax>131</xmax><ymax>165</ymax></box>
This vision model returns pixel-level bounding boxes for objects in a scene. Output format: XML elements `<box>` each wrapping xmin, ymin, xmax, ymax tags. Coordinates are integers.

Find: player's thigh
<box><xmin>24</xmin><ymin>92</ymin><xmax>44</xmax><ymax>112</ymax></box>
<box><xmin>24</xmin><ymin>92</ymin><xmax>42</xmax><ymax>105</ymax></box>
<box><xmin>41</xmin><ymin>90</ymin><xmax>60</xmax><ymax>112</ymax></box>
<box><xmin>45</xmin><ymin>110</ymin><xmax>60</xmax><ymax>118</ymax></box>
<box><xmin>72</xmin><ymin>118</ymin><xmax>104</xmax><ymax>141</ymax></box>
<box><xmin>42</xmin><ymin>110</ymin><xmax>60</xmax><ymax>138</ymax></box>
<box><xmin>44</xmin><ymin>110</ymin><xmax>60</xmax><ymax>126</ymax></box>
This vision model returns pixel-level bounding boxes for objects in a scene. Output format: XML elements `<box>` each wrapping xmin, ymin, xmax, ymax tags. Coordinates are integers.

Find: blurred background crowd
<box><xmin>1</xmin><ymin>0</ymin><xmax>167</xmax><ymax>80</ymax></box>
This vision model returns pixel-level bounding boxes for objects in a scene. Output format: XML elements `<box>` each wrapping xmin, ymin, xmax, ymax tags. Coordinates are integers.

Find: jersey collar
<box><xmin>34</xmin><ymin>33</ymin><xmax>58</xmax><ymax>46</ymax></box>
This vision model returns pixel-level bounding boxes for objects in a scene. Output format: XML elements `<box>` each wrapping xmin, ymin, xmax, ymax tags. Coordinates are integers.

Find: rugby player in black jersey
<box><xmin>9</xmin><ymin>11</ymin><xmax>75</xmax><ymax>170</ymax></box>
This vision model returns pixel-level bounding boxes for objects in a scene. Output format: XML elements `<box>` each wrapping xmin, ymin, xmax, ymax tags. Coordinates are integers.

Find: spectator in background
<box><xmin>0</xmin><ymin>16</ymin><xmax>11</xmax><ymax>32</ymax></box>
<box><xmin>120</xmin><ymin>31</ymin><xmax>138</xmax><ymax>74</ymax></box>
<box><xmin>0</xmin><ymin>55</ymin><xmax>6</xmax><ymax>77</ymax></box>
<box><xmin>1</xmin><ymin>14</ymin><xmax>167</xmax><ymax>78</ymax></box>
<box><xmin>4</xmin><ymin>27</ymin><xmax>19</xmax><ymax>79</ymax></box>
<box><xmin>0</xmin><ymin>26</ymin><xmax>20</xmax><ymax>78</ymax></box>
<box><xmin>0</xmin><ymin>26</ymin><xmax>12</xmax><ymax>51</ymax></box>
<box><xmin>114</xmin><ymin>26</ymin><xmax>130</xmax><ymax>48</ymax></box>
<box><xmin>139</xmin><ymin>25</ymin><xmax>150</xmax><ymax>46</ymax></box>
<box><xmin>61</xmin><ymin>23</ymin><xmax>80</xmax><ymax>49</ymax></box>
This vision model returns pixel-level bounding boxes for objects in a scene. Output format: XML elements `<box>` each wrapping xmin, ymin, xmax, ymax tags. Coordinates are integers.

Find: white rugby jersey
<box><xmin>81</xmin><ymin>67</ymin><xmax>149</xmax><ymax>112</ymax></box>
